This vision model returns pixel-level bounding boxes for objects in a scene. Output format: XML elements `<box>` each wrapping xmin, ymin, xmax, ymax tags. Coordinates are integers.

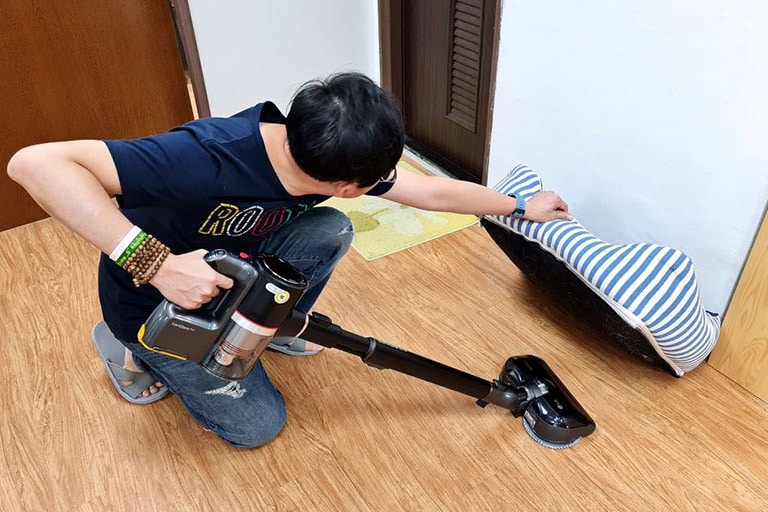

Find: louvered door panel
<box><xmin>401</xmin><ymin>0</ymin><xmax>499</xmax><ymax>183</ymax></box>
<box><xmin>447</xmin><ymin>0</ymin><xmax>484</xmax><ymax>132</ymax></box>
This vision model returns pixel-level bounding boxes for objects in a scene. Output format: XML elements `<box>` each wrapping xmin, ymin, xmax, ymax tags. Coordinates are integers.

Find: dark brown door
<box><xmin>381</xmin><ymin>0</ymin><xmax>500</xmax><ymax>184</ymax></box>
<box><xmin>0</xmin><ymin>0</ymin><xmax>194</xmax><ymax>231</ymax></box>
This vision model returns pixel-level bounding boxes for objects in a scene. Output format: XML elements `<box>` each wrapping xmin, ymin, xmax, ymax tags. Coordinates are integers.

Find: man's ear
<box><xmin>333</xmin><ymin>182</ymin><xmax>360</xmax><ymax>198</ymax></box>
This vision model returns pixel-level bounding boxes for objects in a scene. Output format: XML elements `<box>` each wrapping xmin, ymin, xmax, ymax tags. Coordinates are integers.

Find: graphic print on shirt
<box><xmin>198</xmin><ymin>201</ymin><xmax>314</xmax><ymax>238</ymax></box>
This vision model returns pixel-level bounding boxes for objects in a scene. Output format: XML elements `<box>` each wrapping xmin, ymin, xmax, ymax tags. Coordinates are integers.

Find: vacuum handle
<box><xmin>197</xmin><ymin>250</ymin><xmax>259</xmax><ymax>322</ymax></box>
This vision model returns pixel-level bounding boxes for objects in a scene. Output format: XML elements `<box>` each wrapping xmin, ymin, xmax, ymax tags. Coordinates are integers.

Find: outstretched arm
<box><xmin>7</xmin><ymin>141</ymin><xmax>232</xmax><ymax>308</ymax></box>
<box><xmin>380</xmin><ymin>168</ymin><xmax>572</xmax><ymax>222</ymax></box>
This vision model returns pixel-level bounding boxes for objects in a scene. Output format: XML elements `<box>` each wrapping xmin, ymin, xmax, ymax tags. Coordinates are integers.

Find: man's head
<box><xmin>286</xmin><ymin>72</ymin><xmax>405</xmax><ymax>188</ymax></box>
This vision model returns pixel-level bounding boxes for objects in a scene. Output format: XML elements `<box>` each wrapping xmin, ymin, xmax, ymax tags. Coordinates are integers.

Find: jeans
<box><xmin>123</xmin><ymin>207</ymin><xmax>353</xmax><ymax>448</ymax></box>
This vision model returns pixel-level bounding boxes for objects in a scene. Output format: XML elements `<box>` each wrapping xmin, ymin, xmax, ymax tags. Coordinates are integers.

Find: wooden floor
<box><xmin>1</xmin><ymin>217</ymin><xmax>767</xmax><ymax>512</ymax></box>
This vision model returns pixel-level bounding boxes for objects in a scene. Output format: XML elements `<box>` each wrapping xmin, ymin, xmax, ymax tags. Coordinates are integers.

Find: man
<box><xmin>8</xmin><ymin>72</ymin><xmax>571</xmax><ymax>447</ymax></box>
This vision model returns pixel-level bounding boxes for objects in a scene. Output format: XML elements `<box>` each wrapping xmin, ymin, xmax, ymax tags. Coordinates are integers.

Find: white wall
<box><xmin>188</xmin><ymin>0</ymin><xmax>381</xmax><ymax>116</ymax></box>
<box><xmin>488</xmin><ymin>0</ymin><xmax>768</xmax><ymax>314</ymax></box>
<box><xmin>188</xmin><ymin>0</ymin><xmax>767</xmax><ymax>315</ymax></box>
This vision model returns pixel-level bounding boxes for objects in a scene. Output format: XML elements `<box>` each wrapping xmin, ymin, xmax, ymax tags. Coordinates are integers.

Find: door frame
<box><xmin>378</xmin><ymin>0</ymin><xmax>501</xmax><ymax>185</ymax></box>
<box><xmin>171</xmin><ymin>0</ymin><xmax>211</xmax><ymax>118</ymax></box>
<box><xmin>378</xmin><ymin>0</ymin><xmax>405</xmax><ymax>101</ymax></box>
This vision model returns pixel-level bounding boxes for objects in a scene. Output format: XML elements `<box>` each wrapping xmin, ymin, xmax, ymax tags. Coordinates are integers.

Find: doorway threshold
<box><xmin>402</xmin><ymin>146</ymin><xmax>453</xmax><ymax>178</ymax></box>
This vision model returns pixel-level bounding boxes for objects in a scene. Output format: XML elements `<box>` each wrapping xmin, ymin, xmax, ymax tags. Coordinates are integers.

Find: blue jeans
<box><xmin>124</xmin><ymin>207</ymin><xmax>353</xmax><ymax>448</ymax></box>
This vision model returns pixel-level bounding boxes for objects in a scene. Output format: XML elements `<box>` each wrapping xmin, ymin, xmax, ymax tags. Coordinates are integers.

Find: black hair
<box><xmin>286</xmin><ymin>72</ymin><xmax>405</xmax><ymax>187</ymax></box>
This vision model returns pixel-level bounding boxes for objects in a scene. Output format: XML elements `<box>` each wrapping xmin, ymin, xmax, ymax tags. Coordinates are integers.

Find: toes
<box><xmin>147</xmin><ymin>382</ymin><xmax>164</xmax><ymax>395</ymax></box>
<box><xmin>133</xmin><ymin>381</ymin><xmax>164</xmax><ymax>397</ymax></box>
<box><xmin>305</xmin><ymin>341</ymin><xmax>324</xmax><ymax>352</ymax></box>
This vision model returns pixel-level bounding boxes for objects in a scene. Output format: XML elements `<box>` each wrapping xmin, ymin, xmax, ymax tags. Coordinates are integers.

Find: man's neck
<box><xmin>260</xmin><ymin>122</ymin><xmax>333</xmax><ymax>197</ymax></box>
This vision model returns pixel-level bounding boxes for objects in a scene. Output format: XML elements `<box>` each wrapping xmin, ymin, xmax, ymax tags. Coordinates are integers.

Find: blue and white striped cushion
<box><xmin>484</xmin><ymin>165</ymin><xmax>721</xmax><ymax>376</ymax></box>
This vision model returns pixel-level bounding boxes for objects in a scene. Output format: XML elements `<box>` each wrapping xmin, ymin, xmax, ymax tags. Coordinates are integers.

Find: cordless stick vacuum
<box><xmin>138</xmin><ymin>250</ymin><xmax>596</xmax><ymax>449</ymax></box>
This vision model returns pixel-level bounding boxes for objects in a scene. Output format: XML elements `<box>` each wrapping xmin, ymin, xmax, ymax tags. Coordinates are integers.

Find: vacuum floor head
<box><xmin>501</xmin><ymin>356</ymin><xmax>596</xmax><ymax>449</ymax></box>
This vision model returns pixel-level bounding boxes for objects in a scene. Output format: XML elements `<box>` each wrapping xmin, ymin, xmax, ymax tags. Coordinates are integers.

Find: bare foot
<box><xmin>304</xmin><ymin>341</ymin><xmax>324</xmax><ymax>353</ymax></box>
<box><xmin>269</xmin><ymin>336</ymin><xmax>324</xmax><ymax>355</ymax></box>
<box><xmin>123</xmin><ymin>348</ymin><xmax>164</xmax><ymax>398</ymax></box>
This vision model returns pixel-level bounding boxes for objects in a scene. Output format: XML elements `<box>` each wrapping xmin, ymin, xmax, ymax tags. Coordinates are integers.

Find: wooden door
<box><xmin>708</xmin><ymin>211</ymin><xmax>768</xmax><ymax>402</ymax></box>
<box><xmin>380</xmin><ymin>0</ymin><xmax>500</xmax><ymax>184</ymax></box>
<box><xmin>0</xmin><ymin>0</ymin><xmax>194</xmax><ymax>231</ymax></box>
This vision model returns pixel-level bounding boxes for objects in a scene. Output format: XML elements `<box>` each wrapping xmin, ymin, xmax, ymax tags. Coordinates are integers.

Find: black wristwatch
<box><xmin>507</xmin><ymin>194</ymin><xmax>526</xmax><ymax>219</ymax></box>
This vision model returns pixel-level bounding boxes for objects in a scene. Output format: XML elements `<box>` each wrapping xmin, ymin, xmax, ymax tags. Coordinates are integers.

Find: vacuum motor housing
<box><xmin>138</xmin><ymin>250</ymin><xmax>307</xmax><ymax>380</ymax></box>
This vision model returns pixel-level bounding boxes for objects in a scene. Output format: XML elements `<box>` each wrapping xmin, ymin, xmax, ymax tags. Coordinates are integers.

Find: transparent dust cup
<box><xmin>202</xmin><ymin>312</ymin><xmax>277</xmax><ymax>380</ymax></box>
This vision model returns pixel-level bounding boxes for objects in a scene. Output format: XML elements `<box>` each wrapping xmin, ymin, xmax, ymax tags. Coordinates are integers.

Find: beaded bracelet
<box><xmin>124</xmin><ymin>235</ymin><xmax>171</xmax><ymax>287</ymax></box>
<box><xmin>110</xmin><ymin>227</ymin><xmax>171</xmax><ymax>287</ymax></box>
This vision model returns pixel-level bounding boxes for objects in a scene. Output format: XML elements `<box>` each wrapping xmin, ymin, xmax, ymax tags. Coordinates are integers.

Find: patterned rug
<box><xmin>320</xmin><ymin>160</ymin><xmax>479</xmax><ymax>261</ymax></box>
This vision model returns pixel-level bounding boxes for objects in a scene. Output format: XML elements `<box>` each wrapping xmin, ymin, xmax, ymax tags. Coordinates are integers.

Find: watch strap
<box><xmin>508</xmin><ymin>194</ymin><xmax>526</xmax><ymax>219</ymax></box>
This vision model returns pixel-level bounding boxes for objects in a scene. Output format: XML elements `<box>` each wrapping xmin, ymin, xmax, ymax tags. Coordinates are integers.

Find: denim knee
<box><xmin>138</xmin><ymin>348</ymin><xmax>290</xmax><ymax>450</ymax></box>
<box><xmin>258</xmin><ymin>207</ymin><xmax>353</xmax><ymax>311</ymax></box>
<box><xmin>317</xmin><ymin>208</ymin><xmax>354</xmax><ymax>269</ymax></box>
<box><xmin>316</xmin><ymin>206</ymin><xmax>355</xmax><ymax>240</ymax></box>
<box><xmin>207</xmin><ymin>397</ymin><xmax>287</xmax><ymax>449</ymax></box>
<box><xmin>195</xmin><ymin>396</ymin><xmax>286</xmax><ymax>448</ymax></box>
<box><xmin>262</xmin><ymin>206</ymin><xmax>353</xmax><ymax>262</ymax></box>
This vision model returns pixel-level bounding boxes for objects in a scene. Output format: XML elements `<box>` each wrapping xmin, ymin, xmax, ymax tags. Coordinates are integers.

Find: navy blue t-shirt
<box><xmin>99</xmin><ymin>101</ymin><xmax>395</xmax><ymax>343</ymax></box>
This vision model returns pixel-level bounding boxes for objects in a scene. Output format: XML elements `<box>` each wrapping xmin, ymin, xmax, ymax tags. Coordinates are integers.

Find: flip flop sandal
<box><xmin>91</xmin><ymin>321</ymin><xmax>170</xmax><ymax>404</ymax></box>
<box><xmin>267</xmin><ymin>336</ymin><xmax>324</xmax><ymax>356</ymax></box>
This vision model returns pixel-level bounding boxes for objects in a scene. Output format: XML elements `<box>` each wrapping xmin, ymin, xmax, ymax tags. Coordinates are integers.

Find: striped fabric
<box><xmin>485</xmin><ymin>165</ymin><xmax>720</xmax><ymax>376</ymax></box>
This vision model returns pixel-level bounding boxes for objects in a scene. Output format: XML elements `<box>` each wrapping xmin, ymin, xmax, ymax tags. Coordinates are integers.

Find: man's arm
<box><xmin>380</xmin><ymin>168</ymin><xmax>573</xmax><ymax>222</ymax></box>
<box><xmin>7</xmin><ymin>141</ymin><xmax>232</xmax><ymax>308</ymax></box>
<box><xmin>9</xmin><ymin>140</ymin><xmax>130</xmax><ymax>252</ymax></box>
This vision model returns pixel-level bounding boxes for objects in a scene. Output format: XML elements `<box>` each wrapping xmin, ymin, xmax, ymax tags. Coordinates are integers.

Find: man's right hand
<box><xmin>149</xmin><ymin>249</ymin><xmax>234</xmax><ymax>309</ymax></box>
